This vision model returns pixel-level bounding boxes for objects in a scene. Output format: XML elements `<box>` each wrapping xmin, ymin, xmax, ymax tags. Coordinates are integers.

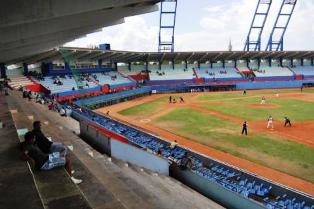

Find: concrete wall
<box><xmin>111</xmin><ymin>140</ymin><xmax>169</xmax><ymax>176</ymax></box>
<box><xmin>236</xmin><ymin>80</ymin><xmax>304</xmax><ymax>90</ymax></box>
<box><xmin>80</xmin><ymin>122</ymin><xmax>111</xmax><ymax>155</ymax></box>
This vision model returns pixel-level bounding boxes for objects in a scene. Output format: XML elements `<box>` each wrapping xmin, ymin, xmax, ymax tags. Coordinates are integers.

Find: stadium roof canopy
<box><xmin>5</xmin><ymin>47</ymin><xmax>314</xmax><ymax>65</ymax></box>
<box><xmin>0</xmin><ymin>0</ymin><xmax>160</xmax><ymax>63</ymax></box>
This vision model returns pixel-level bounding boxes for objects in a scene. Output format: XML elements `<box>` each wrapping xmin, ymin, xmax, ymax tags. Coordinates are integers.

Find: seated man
<box><xmin>22</xmin><ymin>131</ymin><xmax>82</xmax><ymax>184</ymax></box>
<box><xmin>32</xmin><ymin>121</ymin><xmax>67</xmax><ymax>155</ymax></box>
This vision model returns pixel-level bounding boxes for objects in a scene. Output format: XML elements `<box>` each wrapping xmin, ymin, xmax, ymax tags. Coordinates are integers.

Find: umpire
<box><xmin>242</xmin><ymin>121</ymin><xmax>248</xmax><ymax>135</ymax></box>
<box><xmin>284</xmin><ymin>117</ymin><xmax>291</xmax><ymax>127</ymax></box>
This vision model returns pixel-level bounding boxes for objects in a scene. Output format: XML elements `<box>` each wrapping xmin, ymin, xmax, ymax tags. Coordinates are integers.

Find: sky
<box><xmin>65</xmin><ymin>0</ymin><xmax>314</xmax><ymax>52</ymax></box>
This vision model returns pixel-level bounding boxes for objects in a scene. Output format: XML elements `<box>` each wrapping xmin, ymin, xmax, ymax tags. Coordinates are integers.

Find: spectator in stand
<box><xmin>27</xmin><ymin>91</ymin><xmax>32</xmax><ymax>101</ymax></box>
<box><xmin>21</xmin><ymin>131</ymin><xmax>82</xmax><ymax>184</ymax></box>
<box><xmin>48</xmin><ymin>102</ymin><xmax>53</xmax><ymax>110</ymax></box>
<box><xmin>32</xmin><ymin>121</ymin><xmax>67</xmax><ymax>155</ymax></box>
<box><xmin>170</xmin><ymin>140</ymin><xmax>178</xmax><ymax>149</ymax></box>
<box><xmin>59</xmin><ymin>108</ymin><xmax>66</xmax><ymax>117</ymax></box>
<box><xmin>178</xmin><ymin>153</ymin><xmax>192</xmax><ymax>170</ymax></box>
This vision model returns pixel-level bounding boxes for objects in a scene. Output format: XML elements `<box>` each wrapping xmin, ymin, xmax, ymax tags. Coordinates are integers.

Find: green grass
<box><xmin>119</xmin><ymin>96</ymin><xmax>168</xmax><ymax>117</ymax></box>
<box><xmin>196</xmin><ymin>89</ymin><xmax>297</xmax><ymax>101</ymax></box>
<box><xmin>117</xmin><ymin>89</ymin><xmax>314</xmax><ymax>182</ymax></box>
<box><xmin>155</xmin><ymin>108</ymin><xmax>314</xmax><ymax>182</ymax></box>
<box><xmin>202</xmin><ymin>97</ymin><xmax>314</xmax><ymax>121</ymax></box>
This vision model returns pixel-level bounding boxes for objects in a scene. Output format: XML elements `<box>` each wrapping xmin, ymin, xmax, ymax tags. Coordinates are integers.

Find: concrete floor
<box><xmin>6</xmin><ymin>90</ymin><xmax>225</xmax><ymax>209</ymax></box>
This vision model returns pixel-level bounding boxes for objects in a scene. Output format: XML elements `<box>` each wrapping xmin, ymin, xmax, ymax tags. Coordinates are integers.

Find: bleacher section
<box><xmin>292</xmin><ymin>66</ymin><xmax>314</xmax><ymax>78</ymax></box>
<box><xmin>8</xmin><ymin>76</ymin><xmax>34</xmax><ymax>89</ymax></box>
<box><xmin>252</xmin><ymin>67</ymin><xmax>294</xmax><ymax>79</ymax></box>
<box><xmin>118</xmin><ymin>68</ymin><xmax>143</xmax><ymax>76</ymax></box>
<box><xmin>196</xmin><ymin>67</ymin><xmax>243</xmax><ymax>80</ymax></box>
<box><xmin>149</xmin><ymin>68</ymin><xmax>195</xmax><ymax>81</ymax></box>
<box><xmin>34</xmin><ymin>75</ymin><xmax>97</xmax><ymax>94</ymax></box>
<box><xmin>72</xmin><ymin>108</ymin><xmax>314</xmax><ymax>209</ymax></box>
<box><xmin>93</xmin><ymin>72</ymin><xmax>135</xmax><ymax>88</ymax></box>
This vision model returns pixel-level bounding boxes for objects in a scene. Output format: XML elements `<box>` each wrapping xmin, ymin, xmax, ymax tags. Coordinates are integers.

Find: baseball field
<box><xmin>95</xmin><ymin>88</ymin><xmax>314</xmax><ymax>194</ymax></box>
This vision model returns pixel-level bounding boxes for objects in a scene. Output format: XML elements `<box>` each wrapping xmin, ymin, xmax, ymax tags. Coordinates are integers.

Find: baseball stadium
<box><xmin>0</xmin><ymin>1</ymin><xmax>314</xmax><ymax>209</ymax></box>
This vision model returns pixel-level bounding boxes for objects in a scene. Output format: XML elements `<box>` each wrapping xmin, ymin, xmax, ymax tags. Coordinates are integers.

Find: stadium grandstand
<box><xmin>0</xmin><ymin>0</ymin><xmax>314</xmax><ymax>209</ymax></box>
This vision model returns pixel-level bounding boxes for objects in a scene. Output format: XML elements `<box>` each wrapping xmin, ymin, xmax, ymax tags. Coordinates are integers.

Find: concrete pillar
<box><xmin>197</xmin><ymin>61</ymin><xmax>200</xmax><ymax>69</ymax></box>
<box><xmin>145</xmin><ymin>61</ymin><xmax>148</xmax><ymax>72</ymax></box>
<box><xmin>257</xmin><ymin>59</ymin><xmax>261</xmax><ymax>69</ymax></box>
<box><xmin>301</xmin><ymin>58</ymin><xmax>304</xmax><ymax>66</ymax></box>
<box><xmin>0</xmin><ymin>63</ymin><xmax>6</xmax><ymax>78</ymax></box>
<box><xmin>279</xmin><ymin>58</ymin><xmax>283</xmax><ymax>67</ymax></box>
<box><xmin>311</xmin><ymin>58</ymin><xmax>314</xmax><ymax>66</ymax></box>
<box><xmin>98</xmin><ymin>59</ymin><xmax>102</xmax><ymax>68</ymax></box>
<box><xmin>234</xmin><ymin>59</ymin><xmax>237</xmax><ymax>68</ymax></box>
<box><xmin>222</xmin><ymin>60</ymin><xmax>225</xmax><ymax>68</ymax></box>
<box><xmin>290</xmin><ymin>58</ymin><xmax>293</xmax><ymax>67</ymax></box>
<box><xmin>23</xmin><ymin>63</ymin><xmax>28</xmax><ymax>76</ymax></box>
<box><xmin>210</xmin><ymin>61</ymin><xmax>213</xmax><ymax>68</ymax></box>
<box><xmin>246</xmin><ymin>58</ymin><xmax>250</xmax><ymax>68</ymax></box>
<box><xmin>114</xmin><ymin>62</ymin><xmax>118</xmax><ymax>71</ymax></box>
<box><xmin>268</xmin><ymin>58</ymin><xmax>271</xmax><ymax>67</ymax></box>
<box><xmin>158</xmin><ymin>61</ymin><xmax>161</xmax><ymax>70</ymax></box>
<box><xmin>184</xmin><ymin>60</ymin><xmax>188</xmax><ymax>69</ymax></box>
<box><xmin>128</xmin><ymin>62</ymin><xmax>131</xmax><ymax>71</ymax></box>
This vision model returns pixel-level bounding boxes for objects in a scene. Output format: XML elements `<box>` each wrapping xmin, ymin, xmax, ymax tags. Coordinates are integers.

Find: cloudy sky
<box><xmin>65</xmin><ymin>0</ymin><xmax>314</xmax><ymax>52</ymax></box>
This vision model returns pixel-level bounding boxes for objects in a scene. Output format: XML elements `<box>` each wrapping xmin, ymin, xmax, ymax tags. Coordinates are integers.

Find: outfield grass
<box><xmin>155</xmin><ymin>107</ymin><xmax>314</xmax><ymax>182</ymax></box>
<box><xmin>118</xmin><ymin>89</ymin><xmax>314</xmax><ymax>182</ymax></box>
<box><xmin>201</xmin><ymin>97</ymin><xmax>314</xmax><ymax>121</ymax></box>
<box><xmin>119</xmin><ymin>96</ymin><xmax>168</xmax><ymax>117</ymax></box>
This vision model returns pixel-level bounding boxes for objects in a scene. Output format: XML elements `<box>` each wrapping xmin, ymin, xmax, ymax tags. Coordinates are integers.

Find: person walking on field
<box><xmin>267</xmin><ymin>116</ymin><xmax>274</xmax><ymax>129</ymax></box>
<box><xmin>284</xmin><ymin>117</ymin><xmax>291</xmax><ymax>127</ymax></box>
<box><xmin>241</xmin><ymin>121</ymin><xmax>248</xmax><ymax>135</ymax></box>
<box><xmin>179</xmin><ymin>96</ymin><xmax>185</xmax><ymax>103</ymax></box>
<box><xmin>169</xmin><ymin>96</ymin><xmax>172</xmax><ymax>103</ymax></box>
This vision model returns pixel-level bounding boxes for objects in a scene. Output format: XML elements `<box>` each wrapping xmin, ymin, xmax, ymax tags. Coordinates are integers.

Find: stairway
<box><xmin>8</xmin><ymin>76</ymin><xmax>34</xmax><ymax>89</ymax></box>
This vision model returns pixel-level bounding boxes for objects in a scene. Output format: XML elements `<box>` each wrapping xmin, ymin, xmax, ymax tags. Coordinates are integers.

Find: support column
<box><xmin>210</xmin><ymin>61</ymin><xmax>213</xmax><ymax>68</ymax></box>
<box><xmin>300</xmin><ymin>58</ymin><xmax>304</xmax><ymax>66</ymax></box>
<box><xmin>98</xmin><ymin>59</ymin><xmax>103</xmax><ymax>68</ymax></box>
<box><xmin>279</xmin><ymin>58</ymin><xmax>283</xmax><ymax>67</ymax></box>
<box><xmin>290</xmin><ymin>58</ymin><xmax>293</xmax><ymax>67</ymax></box>
<box><xmin>128</xmin><ymin>62</ymin><xmax>131</xmax><ymax>71</ymax></box>
<box><xmin>23</xmin><ymin>63</ymin><xmax>29</xmax><ymax>76</ymax></box>
<box><xmin>234</xmin><ymin>59</ymin><xmax>237</xmax><ymax>68</ymax></box>
<box><xmin>0</xmin><ymin>63</ymin><xmax>6</xmax><ymax>78</ymax></box>
<box><xmin>114</xmin><ymin>62</ymin><xmax>118</xmax><ymax>71</ymax></box>
<box><xmin>145</xmin><ymin>61</ymin><xmax>148</xmax><ymax>72</ymax></box>
<box><xmin>246</xmin><ymin>58</ymin><xmax>250</xmax><ymax>68</ymax></box>
<box><xmin>184</xmin><ymin>60</ymin><xmax>188</xmax><ymax>69</ymax></box>
<box><xmin>257</xmin><ymin>59</ymin><xmax>261</xmax><ymax>69</ymax></box>
<box><xmin>268</xmin><ymin>58</ymin><xmax>271</xmax><ymax>67</ymax></box>
<box><xmin>158</xmin><ymin>61</ymin><xmax>161</xmax><ymax>70</ymax></box>
<box><xmin>311</xmin><ymin>58</ymin><xmax>314</xmax><ymax>66</ymax></box>
<box><xmin>197</xmin><ymin>61</ymin><xmax>200</xmax><ymax>69</ymax></box>
<box><xmin>222</xmin><ymin>60</ymin><xmax>225</xmax><ymax>68</ymax></box>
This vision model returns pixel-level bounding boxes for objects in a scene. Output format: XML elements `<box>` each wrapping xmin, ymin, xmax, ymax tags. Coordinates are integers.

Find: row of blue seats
<box><xmin>73</xmin><ymin>108</ymin><xmax>313</xmax><ymax>209</ymax></box>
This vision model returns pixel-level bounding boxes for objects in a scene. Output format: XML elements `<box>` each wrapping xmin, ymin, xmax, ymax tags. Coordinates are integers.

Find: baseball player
<box><xmin>260</xmin><ymin>96</ymin><xmax>266</xmax><ymax>104</ymax></box>
<box><xmin>267</xmin><ymin>115</ymin><xmax>274</xmax><ymax>129</ymax></box>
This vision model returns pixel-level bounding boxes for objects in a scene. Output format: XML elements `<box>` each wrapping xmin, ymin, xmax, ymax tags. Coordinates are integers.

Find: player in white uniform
<box><xmin>267</xmin><ymin>116</ymin><xmax>274</xmax><ymax>129</ymax></box>
<box><xmin>260</xmin><ymin>96</ymin><xmax>266</xmax><ymax>104</ymax></box>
